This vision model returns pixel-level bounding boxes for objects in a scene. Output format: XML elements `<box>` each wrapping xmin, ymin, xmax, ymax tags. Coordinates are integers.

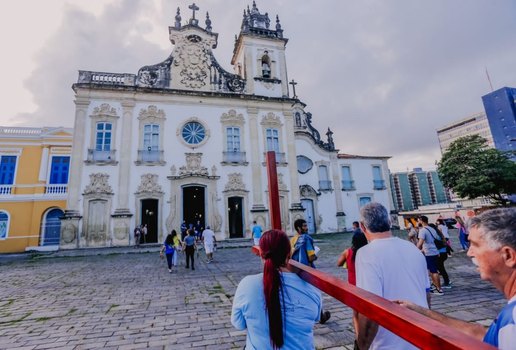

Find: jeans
<box><xmin>165</xmin><ymin>252</ymin><xmax>173</xmax><ymax>269</ymax></box>
<box><xmin>437</xmin><ymin>252</ymin><xmax>450</xmax><ymax>285</ymax></box>
<box><xmin>185</xmin><ymin>245</ymin><xmax>195</xmax><ymax>269</ymax></box>
<box><xmin>459</xmin><ymin>231</ymin><xmax>469</xmax><ymax>250</ymax></box>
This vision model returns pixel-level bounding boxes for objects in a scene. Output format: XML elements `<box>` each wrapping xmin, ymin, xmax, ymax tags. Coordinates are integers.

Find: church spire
<box><xmin>205</xmin><ymin>12</ymin><xmax>212</xmax><ymax>32</ymax></box>
<box><xmin>238</xmin><ymin>2</ymin><xmax>285</xmax><ymax>39</ymax></box>
<box><xmin>174</xmin><ymin>7</ymin><xmax>181</xmax><ymax>29</ymax></box>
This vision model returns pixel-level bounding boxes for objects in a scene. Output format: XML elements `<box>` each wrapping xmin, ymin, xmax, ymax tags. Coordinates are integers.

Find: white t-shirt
<box><xmin>356</xmin><ymin>237</ymin><xmax>429</xmax><ymax>350</ymax></box>
<box><xmin>438</xmin><ymin>224</ymin><xmax>449</xmax><ymax>239</ymax></box>
<box><xmin>203</xmin><ymin>229</ymin><xmax>215</xmax><ymax>245</ymax></box>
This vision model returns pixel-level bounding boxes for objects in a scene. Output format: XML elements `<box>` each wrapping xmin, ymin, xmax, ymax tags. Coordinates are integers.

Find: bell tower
<box><xmin>231</xmin><ymin>1</ymin><xmax>289</xmax><ymax>98</ymax></box>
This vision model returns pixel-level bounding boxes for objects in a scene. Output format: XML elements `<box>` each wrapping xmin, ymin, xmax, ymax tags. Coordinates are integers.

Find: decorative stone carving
<box><xmin>220</xmin><ymin>109</ymin><xmax>245</xmax><ymax>125</ymax></box>
<box><xmin>136</xmin><ymin>174</ymin><xmax>163</xmax><ymax>194</ymax></box>
<box><xmin>137</xmin><ymin>55</ymin><xmax>173</xmax><ymax>88</ymax></box>
<box><xmin>211</xmin><ymin>193</ymin><xmax>222</xmax><ymax>232</ymax></box>
<box><xmin>300</xmin><ymin>184</ymin><xmax>319</xmax><ymax>198</ymax></box>
<box><xmin>211</xmin><ymin>165</ymin><xmax>217</xmax><ymax>176</ymax></box>
<box><xmin>114</xmin><ymin>221</ymin><xmax>128</xmax><ymax>240</ymax></box>
<box><xmin>91</xmin><ymin>103</ymin><xmax>117</xmax><ymax>118</ymax></box>
<box><xmin>224</xmin><ymin>173</ymin><xmax>247</xmax><ymax>192</ymax></box>
<box><xmin>260</xmin><ymin>112</ymin><xmax>282</xmax><ymax>127</ymax></box>
<box><xmin>178</xmin><ymin>153</ymin><xmax>209</xmax><ymax>176</ymax></box>
<box><xmin>173</xmin><ymin>35</ymin><xmax>212</xmax><ymax>89</ymax></box>
<box><xmin>278</xmin><ymin>173</ymin><xmax>288</xmax><ymax>192</ymax></box>
<box><xmin>170</xmin><ymin>165</ymin><xmax>177</xmax><ymax>176</ymax></box>
<box><xmin>84</xmin><ymin>173</ymin><xmax>113</xmax><ymax>195</ymax></box>
<box><xmin>138</xmin><ymin>105</ymin><xmax>166</xmax><ymax>122</ymax></box>
<box><xmin>61</xmin><ymin>222</ymin><xmax>77</xmax><ymax>244</ymax></box>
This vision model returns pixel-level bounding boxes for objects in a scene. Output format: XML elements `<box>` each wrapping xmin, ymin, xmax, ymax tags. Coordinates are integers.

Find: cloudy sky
<box><xmin>1</xmin><ymin>0</ymin><xmax>515</xmax><ymax>172</ymax></box>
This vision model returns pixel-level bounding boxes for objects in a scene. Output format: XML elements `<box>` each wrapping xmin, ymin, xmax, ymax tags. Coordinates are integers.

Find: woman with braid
<box><xmin>231</xmin><ymin>229</ymin><xmax>322</xmax><ymax>349</ymax></box>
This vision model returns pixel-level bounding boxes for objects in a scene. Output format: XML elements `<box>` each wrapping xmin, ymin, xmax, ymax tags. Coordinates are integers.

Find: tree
<box><xmin>437</xmin><ymin>135</ymin><xmax>516</xmax><ymax>206</ymax></box>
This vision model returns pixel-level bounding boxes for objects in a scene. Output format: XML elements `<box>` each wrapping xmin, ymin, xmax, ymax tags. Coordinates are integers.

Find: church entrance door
<box><xmin>301</xmin><ymin>199</ymin><xmax>316</xmax><ymax>234</ymax></box>
<box><xmin>141</xmin><ymin>199</ymin><xmax>158</xmax><ymax>243</ymax></box>
<box><xmin>182</xmin><ymin>186</ymin><xmax>205</xmax><ymax>231</ymax></box>
<box><xmin>228</xmin><ymin>196</ymin><xmax>244</xmax><ymax>238</ymax></box>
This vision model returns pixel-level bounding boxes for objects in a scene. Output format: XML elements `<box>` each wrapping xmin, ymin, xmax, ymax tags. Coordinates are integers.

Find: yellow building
<box><xmin>0</xmin><ymin>126</ymin><xmax>72</xmax><ymax>253</ymax></box>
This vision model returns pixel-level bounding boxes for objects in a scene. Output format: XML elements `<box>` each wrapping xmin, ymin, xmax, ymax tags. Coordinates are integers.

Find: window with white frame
<box><xmin>0</xmin><ymin>155</ymin><xmax>16</xmax><ymax>195</ymax></box>
<box><xmin>0</xmin><ymin>211</ymin><xmax>8</xmax><ymax>239</ymax></box>
<box><xmin>372</xmin><ymin>165</ymin><xmax>386</xmax><ymax>190</ymax></box>
<box><xmin>318</xmin><ymin>165</ymin><xmax>332</xmax><ymax>190</ymax></box>
<box><xmin>266</xmin><ymin>128</ymin><xmax>280</xmax><ymax>152</ymax></box>
<box><xmin>226</xmin><ymin>127</ymin><xmax>241</xmax><ymax>152</ymax></box>
<box><xmin>341</xmin><ymin>165</ymin><xmax>355</xmax><ymax>190</ymax></box>
<box><xmin>359</xmin><ymin>196</ymin><xmax>372</xmax><ymax>207</ymax></box>
<box><xmin>143</xmin><ymin>124</ymin><xmax>159</xmax><ymax>151</ymax></box>
<box><xmin>95</xmin><ymin>122</ymin><xmax>112</xmax><ymax>151</ymax></box>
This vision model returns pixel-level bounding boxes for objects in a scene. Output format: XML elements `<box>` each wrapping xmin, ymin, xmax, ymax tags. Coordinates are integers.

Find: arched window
<box><xmin>261</xmin><ymin>51</ymin><xmax>271</xmax><ymax>78</ymax></box>
<box><xmin>0</xmin><ymin>211</ymin><xmax>9</xmax><ymax>239</ymax></box>
<box><xmin>42</xmin><ymin>208</ymin><xmax>63</xmax><ymax>246</ymax></box>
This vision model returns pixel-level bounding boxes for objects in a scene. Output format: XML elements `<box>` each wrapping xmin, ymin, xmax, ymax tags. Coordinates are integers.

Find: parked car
<box><xmin>443</xmin><ymin>218</ymin><xmax>457</xmax><ymax>229</ymax></box>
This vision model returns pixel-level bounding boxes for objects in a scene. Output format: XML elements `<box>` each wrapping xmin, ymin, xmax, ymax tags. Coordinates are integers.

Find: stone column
<box><xmin>330</xmin><ymin>153</ymin><xmax>346</xmax><ymax>232</ymax></box>
<box><xmin>38</xmin><ymin>146</ymin><xmax>49</xmax><ymax>182</ymax></box>
<box><xmin>112</xmin><ymin>98</ymin><xmax>135</xmax><ymax>246</ymax></box>
<box><xmin>61</xmin><ymin>96</ymin><xmax>89</xmax><ymax>248</ymax></box>
<box><xmin>248</xmin><ymin>107</ymin><xmax>266</xmax><ymax>212</ymax></box>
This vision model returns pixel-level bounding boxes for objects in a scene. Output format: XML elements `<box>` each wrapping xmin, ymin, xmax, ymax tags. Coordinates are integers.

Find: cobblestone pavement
<box><xmin>0</xmin><ymin>231</ymin><xmax>505</xmax><ymax>349</ymax></box>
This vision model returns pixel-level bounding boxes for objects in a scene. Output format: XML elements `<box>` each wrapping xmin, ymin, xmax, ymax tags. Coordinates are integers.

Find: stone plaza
<box><xmin>0</xmin><ymin>232</ymin><xmax>505</xmax><ymax>349</ymax></box>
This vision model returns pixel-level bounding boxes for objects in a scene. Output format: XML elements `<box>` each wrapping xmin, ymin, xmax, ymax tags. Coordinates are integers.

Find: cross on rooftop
<box><xmin>189</xmin><ymin>3</ymin><xmax>199</xmax><ymax>20</ymax></box>
<box><xmin>289</xmin><ymin>79</ymin><xmax>298</xmax><ymax>98</ymax></box>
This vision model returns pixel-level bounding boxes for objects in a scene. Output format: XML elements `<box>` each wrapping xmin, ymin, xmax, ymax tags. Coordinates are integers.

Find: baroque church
<box><xmin>61</xmin><ymin>2</ymin><xmax>393</xmax><ymax>248</ymax></box>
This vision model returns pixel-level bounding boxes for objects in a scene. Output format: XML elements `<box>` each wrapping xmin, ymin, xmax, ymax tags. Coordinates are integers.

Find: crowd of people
<box><xmin>230</xmin><ymin>204</ymin><xmax>515</xmax><ymax>349</ymax></box>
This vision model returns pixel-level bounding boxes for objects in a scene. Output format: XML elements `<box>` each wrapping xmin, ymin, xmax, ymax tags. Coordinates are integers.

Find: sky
<box><xmin>1</xmin><ymin>0</ymin><xmax>516</xmax><ymax>172</ymax></box>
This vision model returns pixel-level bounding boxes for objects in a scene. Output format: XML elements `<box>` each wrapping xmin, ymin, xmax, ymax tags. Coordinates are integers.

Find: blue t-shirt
<box><xmin>483</xmin><ymin>298</ymin><xmax>516</xmax><ymax>349</ymax></box>
<box><xmin>184</xmin><ymin>235</ymin><xmax>195</xmax><ymax>246</ymax></box>
<box><xmin>163</xmin><ymin>241</ymin><xmax>174</xmax><ymax>254</ymax></box>
<box><xmin>290</xmin><ymin>234</ymin><xmax>316</xmax><ymax>268</ymax></box>
<box><xmin>231</xmin><ymin>272</ymin><xmax>322</xmax><ymax>350</ymax></box>
<box><xmin>252</xmin><ymin>225</ymin><xmax>262</xmax><ymax>238</ymax></box>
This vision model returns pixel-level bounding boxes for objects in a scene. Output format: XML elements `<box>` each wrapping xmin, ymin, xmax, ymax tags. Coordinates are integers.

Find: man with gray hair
<box><xmin>398</xmin><ymin>207</ymin><xmax>516</xmax><ymax>348</ymax></box>
<box><xmin>356</xmin><ymin>202</ymin><xmax>429</xmax><ymax>350</ymax></box>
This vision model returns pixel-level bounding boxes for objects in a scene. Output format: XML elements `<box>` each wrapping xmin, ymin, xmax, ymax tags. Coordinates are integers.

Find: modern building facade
<box><xmin>436</xmin><ymin>112</ymin><xmax>494</xmax><ymax>153</ymax></box>
<box><xmin>482</xmin><ymin>87</ymin><xmax>516</xmax><ymax>160</ymax></box>
<box><xmin>61</xmin><ymin>3</ymin><xmax>393</xmax><ymax>249</ymax></box>
<box><xmin>0</xmin><ymin>127</ymin><xmax>72</xmax><ymax>253</ymax></box>
<box><xmin>390</xmin><ymin>168</ymin><xmax>449</xmax><ymax>212</ymax></box>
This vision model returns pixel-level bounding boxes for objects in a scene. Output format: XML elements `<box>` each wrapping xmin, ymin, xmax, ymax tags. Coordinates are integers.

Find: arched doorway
<box><xmin>301</xmin><ymin>199</ymin><xmax>316</xmax><ymax>234</ymax></box>
<box><xmin>42</xmin><ymin>208</ymin><xmax>63</xmax><ymax>246</ymax></box>
<box><xmin>141</xmin><ymin>199</ymin><xmax>158</xmax><ymax>243</ymax></box>
<box><xmin>228</xmin><ymin>196</ymin><xmax>244</xmax><ymax>238</ymax></box>
<box><xmin>182</xmin><ymin>186</ymin><xmax>206</xmax><ymax>231</ymax></box>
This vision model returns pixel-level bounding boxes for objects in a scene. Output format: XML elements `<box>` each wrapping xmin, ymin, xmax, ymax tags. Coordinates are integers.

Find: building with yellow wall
<box><xmin>0</xmin><ymin>126</ymin><xmax>72</xmax><ymax>253</ymax></box>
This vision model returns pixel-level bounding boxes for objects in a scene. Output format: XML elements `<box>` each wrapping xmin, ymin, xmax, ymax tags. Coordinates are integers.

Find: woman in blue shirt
<box><xmin>159</xmin><ymin>233</ymin><xmax>175</xmax><ymax>273</ymax></box>
<box><xmin>231</xmin><ymin>229</ymin><xmax>322</xmax><ymax>349</ymax></box>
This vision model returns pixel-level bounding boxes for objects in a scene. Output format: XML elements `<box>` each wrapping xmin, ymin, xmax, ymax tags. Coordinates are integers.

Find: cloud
<box><xmin>9</xmin><ymin>0</ymin><xmax>516</xmax><ymax>172</ymax></box>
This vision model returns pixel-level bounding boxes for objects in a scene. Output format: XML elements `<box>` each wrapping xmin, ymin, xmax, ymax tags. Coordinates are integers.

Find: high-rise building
<box><xmin>390</xmin><ymin>168</ymin><xmax>449</xmax><ymax>212</ymax></box>
<box><xmin>482</xmin><ymin>87</ymin><xmax>516</xmax><ymax>159</ymax></box>
<box><xmin>436</xmin><ymin>112</ymin><xmax>494</xmax><ymax>153</ymax></box>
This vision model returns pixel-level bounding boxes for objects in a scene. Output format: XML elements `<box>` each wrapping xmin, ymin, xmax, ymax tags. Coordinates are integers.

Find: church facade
<box><xmin>61</xmin><ymin>2</ymin><xmax>393</xmax><ymax>248</ymax></box>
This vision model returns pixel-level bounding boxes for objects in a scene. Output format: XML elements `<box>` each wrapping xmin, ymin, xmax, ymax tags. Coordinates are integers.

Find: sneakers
<box><xmin>431</xmin><ymin>289</ymin><xmax>444</xmax><ymax>296</ymax></box>
<box><xmin>442</xmin><ymin>282</ymin><xmax>453</xmax><ymax>289</ymax></box>
<box><xmin>319</xmin><ymin>310</ymin><xmax>331</xmax><ymax>324</ymax></box>
<box><xmin>168</xmin><ymin>269</ymin><xmax>172</xmax><ymax>273</ymax></box>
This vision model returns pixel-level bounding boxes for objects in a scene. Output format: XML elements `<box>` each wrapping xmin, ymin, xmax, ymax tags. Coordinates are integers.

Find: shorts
<box><xmin>425</xmin><ymin>255</ymin><xmax>439</xmax><ymax>273</ymax></box>
<box><xmin>253</xmin><ymin>238</ymin><xmax>260</xmax><ymax>246</ymax></box>
<box><xmin>204</xmin><ymin>243</ymin><xmax>214</xmax><ymax>254</ymax></box>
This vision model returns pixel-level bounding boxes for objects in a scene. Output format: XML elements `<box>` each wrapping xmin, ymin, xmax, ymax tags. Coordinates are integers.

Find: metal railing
<box><xmin>319</xmin><ymin>180</ymin><xmax>332</xmax><ymax>191</ymax></box>
<box><xmin>373</xmin><ymin>179</ymin><xmax>386</xmax><ymax>190</ymax></box>
<box><xmin>223</xmin><ymin>151</ymin><xmax>246</xmax><ymax>163</ymax></box>
<box><xmin>87</xmin><ymin>149</ymin><xmax>116</xmax><ymax>162</ymax></box>
<box><xmin>341</xmin><ymin>180</ymin><xmax>355</xmax><ymax>191</ymax></box>
<box><xmin>45</xmin><ymin>184</ymin><xmax>68</xmax><ymax>194</ymax></box>
<box><xmin>264</xmin><ymin>152</ymin><xmax>286</xmax><ymax>163</ymax></box>
<box><xmin>137</xmin><ymin>149</ymin><xmax>163</xmax><ymax>163</ymax></box>
<box><xmin>0</xmin><ymin>185</ymin><xmax>12</xmax><ymax>195</ymax></box>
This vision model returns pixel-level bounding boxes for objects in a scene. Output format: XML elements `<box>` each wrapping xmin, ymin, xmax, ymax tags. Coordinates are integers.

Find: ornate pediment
<box><xmin>260</xmin><ymin>112</ymin><xmax>282</xmax><ymax>127</ymax></box>
<box><xmin>224</xmin><ymin>173</ymin><xmax>247</xmax><ymax>192</ymax></box>
<box><xmin>91</xmin><ymin>104</ymin><xmax>118</xmax><ymax>119</ymax></box>
<box><xmin>220</xmin><ymin>109</ymin><xmax>245</xmax><ymax>125</ymax></box>
<box><xmin>278</xmin><ymin>173</ymin><xmax>288</xmax><ymax>191</ymax></box>
<box><xmin>300</xmin><ymin>184</ymin><xmax>319</xmax><ymax>198</ymax></box>
<box><xmin>136</xmin><ymin>174</ymin><xmax>163</xmax><ymax>194</ymax></box>
<box><xmin>84</xmin><ymin>173</ymin><xmax>113</xmax><ymax>195</ymax></box>
<box><xmin>178</xmin><ymin>153</ymin><xmax>209</xmax><ymax>176</ymax></box>
<box><xmin>138</xmin><ymin>105</ymin><xmax>166</xmax><ymax>122</ymax></box>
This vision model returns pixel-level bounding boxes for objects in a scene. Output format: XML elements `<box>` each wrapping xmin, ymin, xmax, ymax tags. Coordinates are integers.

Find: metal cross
<box><xmin>289</xmin><ymin>79</ymin><xmax>298</xmax><ymax>98</ymax></box>
<box><xmin>189</xmin><ymin>3</ymin><xmax>199</xmax><ymax>20</ymax></box>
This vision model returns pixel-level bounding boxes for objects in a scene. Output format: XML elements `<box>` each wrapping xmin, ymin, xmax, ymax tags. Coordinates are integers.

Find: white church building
<box><xmin>61</xmin><ymin>2</ymin><xmax>393</xmax><ymax>248</ymax></box>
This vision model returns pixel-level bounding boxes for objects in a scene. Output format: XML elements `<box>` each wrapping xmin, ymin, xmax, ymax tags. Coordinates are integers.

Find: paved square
<box><xmin>0</xmin><ymin>233</ymin><xmax>505</xmax><ymax>349</ymax></box>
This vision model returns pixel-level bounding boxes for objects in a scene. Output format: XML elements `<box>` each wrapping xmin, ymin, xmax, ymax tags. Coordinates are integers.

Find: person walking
<box><xmin>291</xmin><ymin>218</ymin><xmax>331</xmax><ymax>324</ymax></box>
<box><xmin>356</xmin><ymin>203</ymin><xmax>429</xmax><ymax>350</ymax></box>
<box><xmin>142</xmin><ymin>224</ymin><xmax>148</xmax><ymax>244</ymax></box>
<box><xmin>429</xmin><ymin>223</ymin><xmax>452</xmax><ymax>289</ymax></box>
<box><xmin>251</xmin><ymin>220</ymin><xmax>263</xmax><ymax>246</ymax></box>
<box><xmin>202</xmin><ymin>226</ymin><xmax>216</xmax><ymax>263</ymax></box>
<box><xmin>171</xmin><ymin>229</ymin><xmax>182</xmax><ymax>267</ymax></box>
<box><xmin>160</xmin><ymin>233</ymin><xmax>175</xmax><ymax>273</ymax></box>
<box><xmin>397</xmin><ymin>208</ymin><xmax>516</xmax><ymax>348</ymax></box>
<box><xmin>407</xmin><ymin>222</ymin><xmax>418</xmax><ymax>245</ymax></box>
<box><xmin>180</xmin><ymin>220</ymin><xmax>187</xmax><ymax>241</ymax></box>
<box><xmin>456</xmin><ymin>216</ymin><xmax>469</xmax><ymax>251</ymax></box>
<box><xmin>183</xmin><ymin>229</ymin><xmax>197</xmax><ymax>270</ymax></box>
<box><xmin>417</xmin><ymin>216</ymin><xmax>444</xmax><ymax>296</ymax></box>
<box><xmin>231</xmin><ymin>229</ymin><xmax>322</xmax><ymax>350</ymax></box>
<box><xmin>436</xmin><ymin>218</ymin><xmax>453</xmax><ymax>257</ymax></box>
<box><xmin>133</xmin><ymin>225</ymin><xmax>141</xmax><ymax>248</ymax></box>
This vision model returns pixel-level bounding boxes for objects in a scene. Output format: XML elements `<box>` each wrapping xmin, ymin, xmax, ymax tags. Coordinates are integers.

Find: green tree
<box><xmin>437</xmin><ymin>135</ymin><xmax>516</xmax><ymax>206</ymax></box>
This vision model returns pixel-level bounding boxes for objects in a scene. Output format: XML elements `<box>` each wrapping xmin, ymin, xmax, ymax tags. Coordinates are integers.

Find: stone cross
<box><xmin>289</xmin><ymin>79</ymin><xmax>298</xmax><ymax>98</ymax></box>
<box><xmin>189</xmin><ymin>3</ymin><xmax>199</xmax><ymax>20</ymax></box>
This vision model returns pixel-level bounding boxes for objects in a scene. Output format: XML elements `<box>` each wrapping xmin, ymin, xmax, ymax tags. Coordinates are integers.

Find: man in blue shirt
<box><xmin>251</xmin><ymin>221</ymin><xmax>262</xmax><ymax>246</ymax></box>
<box><xmin>398</xmin><ymin>208</ymin><xmax>516</xmax><ymax>348</ymax></box>
<box><xmin>290</xmin><ymin>218</ymin><xmax>331</xmax><ymax>324</ymax></box>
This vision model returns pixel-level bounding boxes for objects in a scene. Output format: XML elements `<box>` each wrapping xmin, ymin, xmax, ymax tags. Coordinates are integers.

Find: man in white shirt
<box><xmin>202</xmin><ymin>226</ymin><xmax>216</xmax><ymax>263</ymax></box>
<box><xmin>356</xmin><ymin>202</ymin><xmax>429</xmax><ymax>350</ymax></box>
